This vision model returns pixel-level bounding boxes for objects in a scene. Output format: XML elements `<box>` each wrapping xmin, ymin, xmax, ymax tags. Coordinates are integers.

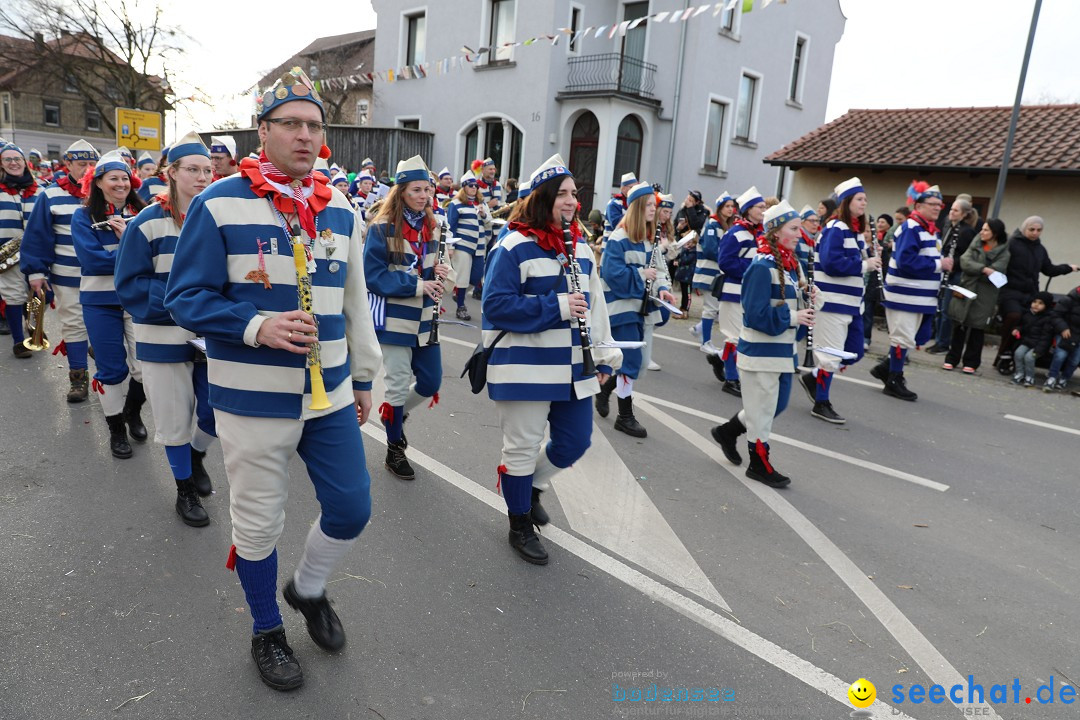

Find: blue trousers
<box><xmin>611</xmin><ymin>322</ymin><xmax>644</xmax><ymax>379</ymax></box>
<box><xmin>82</xmin><ymin>304</ymin><xmax>131</xmax><ymax>385</ymax></box>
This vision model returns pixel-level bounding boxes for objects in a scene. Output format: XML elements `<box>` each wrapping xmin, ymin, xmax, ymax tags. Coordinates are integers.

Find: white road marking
<box><xmin>633</xmin><ymin>391</ymin><xmax>949</xmax><ymax>492</ymax></box>
<box><xmin>633</xmin><ymin>399</ymin><xmax>999</xmax><ymax>719</ymax></box>
<box><xmin>358</xmin><ymin>422</ymin><xmax>920</xmax><ymax>720</ymax></box>
<box><xmin>1004</xmin><ymin>414</ymin><xmax>1080</xmax><ymax>437</ymax></box>
<box><xmin>651</xmin><ymin>330</ymin><xmax>702</xmax><ymax>348</ymax></box>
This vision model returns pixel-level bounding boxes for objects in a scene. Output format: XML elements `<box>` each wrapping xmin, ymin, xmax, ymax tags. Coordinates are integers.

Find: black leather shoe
<box><xmin>925</xmin><ymin>344</ymin><xmax>949</xmax><ymax>355</ymax></box>
<box><xmin>613</xmin><ymin>396</ymin><xmax>647</xmax><ymax>438</ymax></box>
<box><xmin>594</xmin><ymin>376</ymin><xmax>616</xmax><ymax>418</ymax></box>
<box><xmin>251</xmin><ymin>627</ymin><xmax>303</xmax><ymax>691</ymax></box>
<box><xmin>175</xmin><ymin>480</ymin><xmax>209</xmax><ymax>527</ymax></box>
<box><xmin>123</xmin><ymin>380</ymin><xmax>148</xmax><ymax>442</ymax></box>
<box><xmin>869</xmin><ymin>358</ymin><xmax>889</xmax><ymax>383</ymax></box>
<box><xmin>283</xmin><ymin>580</ymin><xmax>346</xmax><ymax>652</ymax></box>
<box><xmin>721</xmin><ymin>380</ymin><xmax>742</xmax><ymax>397</ymax></box>
<box><xmin>707</xmin><ymin>353</ymin><xmax>726</xmax><ymax>383</ymax></box>
<box><xmin>530</xmin><ymin>487</ymin><xmax>549</xmax><ymax>526</ymax></box>
<box><xmin>0</xmin><ymin>315</ymin><xmax>9</xmax><ymax>335</ymax></box>
<box><xmin>746</xmin><ymin>451</ymin><xmax>791</xmax><ymax>488</ymax></box>
<box><xmin>508</xmin><ymin>512</ymin><xmax>548</xmax><ymax>565</ymax></box>
<box><xmin>811</xmin><ymin>401</ymin><xmax>846</xmax><ymax>424</ymax></box>
<box><xmin>710</xmin><ymin>416</ymin><xmax>746</xmax><ymax>465</ymax></box>
<box><xmin>106</xmin><ymin>414</ymin><xmax>132</xmax><ymax>459</ymax></box>
<box><xmin>798</xmin><ymin>371</ymin><xmax>817</xmax><ymax>403</ymax></box>
<box><xmin>190</xmin><ymin>448</ymin><xmax>213</xmax><ymax>496</ymax></box>
<box><xmin>385</xmin><ymin>439</ymin><xmax>415</xmax><ymax>480</ymax></box>
<box><xmin>471</xmin><ymin>288</ymin><xmax>483</xmax><ymax>300</ymax></box>
<box><xmin>455</xmin><ymin>305</ymin><xmax>471</xmax><ymax>321</ymax></box>
<box><xmin>884</xmin><ymin>372</ymin><xmax>918</xmax><ymax>401</ymax></box>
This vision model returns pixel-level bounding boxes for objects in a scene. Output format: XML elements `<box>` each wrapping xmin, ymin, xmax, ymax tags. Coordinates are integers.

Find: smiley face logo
<box><xmin>848</xmin><ymin>678</ymin><xmax>876</xmax><ymax>708</ymax></box>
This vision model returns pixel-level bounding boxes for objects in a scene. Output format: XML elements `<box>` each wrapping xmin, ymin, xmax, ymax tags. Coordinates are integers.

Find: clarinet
<box><xmin>426</xmin><ymin>220</ymin><xmax>445</xmax><ymax>345</ymax></box>
<box><xmin>561</xmin><ymin>218</ymin><xmax>597</xmax><ymax>378</ymax></box>
<box><xmin>936</xmin><ymin>223</ymin><xmax>958</xmax><ymax>301</ymax></box>
<box><xmin>91</xmin><ymin>215</ymin><xmax>134</xmax><ymax>230</ymax></box>
<box><xmin>869</xmin><ymin>221</ymin><xmax>886</xmax><ymax>303</ymax></box>
<box><xmin>639</xmin><ymin>219</ymin><xmax>663</xmax><ymax>316</ymax></box>
<box><xmin>803</xmin><ymin>241</ymin><xmax>816</xmax><ymax>368</ymax></box>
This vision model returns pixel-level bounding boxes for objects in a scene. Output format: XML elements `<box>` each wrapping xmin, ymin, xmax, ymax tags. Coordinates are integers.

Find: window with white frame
<box><xmin>568</xmin><ymin>4</ymin><xmax>583</xmax><ymax>54</ymax></box>
<box><xmin>488</xmin><ymin>0</ymin><xmax>516</xmax><ymax>63</ymax></box>
<box><xmin>404</xmin><ymin>11</ymin><xmax>426</xmax><ymax>66</ymax></box>
<box><xmin>735</xmin><ymin>72</ymin><xmax>760</xmax><ymax>141</ymax></box>
<box><xmin>789</xmin><ymin>34</ymin><xmax>808</xmax><ymax>103</ymax></box>
<box><xmin>85</xmin><ymin>105</ymin><xmax>101</xmax><ymax>132</ymax></box>
<box><xmin>702</xmin><ymin>98</ymin><xmax>729</xmax><ymax>172</ymax></box>
<box><xmin>399</xmin><ymin>117</ymin><xmax>420</xmax><ymax>130</ymax></box>
<box><xmin>43</xmin><ymin>101</ymin><xmax>60</xmax><ymax>127</ymax></box>
<box><xmin>719</xmin><ymin>5</ymin><xmax>741</xmax><ymax>37</ymax></box>
<box><xmin>356</xmin><ymin>99</ymin><xmax>369</xmax><ymax>126</ymax></box>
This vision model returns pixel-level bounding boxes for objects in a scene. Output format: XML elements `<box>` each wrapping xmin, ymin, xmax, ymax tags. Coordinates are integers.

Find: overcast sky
<box><xmin>164</xmin><ymin>0</ymin><xmax>1076</xmax><ymax>140</ymax></box>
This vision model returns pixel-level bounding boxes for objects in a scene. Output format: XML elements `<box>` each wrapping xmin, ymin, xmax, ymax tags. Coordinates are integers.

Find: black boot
<box><xmin>123</xmin><ymin>380</ymin><xmax>148</xmax><ymax>442</ymax></box>
<box><xmin>283</xmin><ymin>580</ymin><xmax>346</xmax><ymax>652</ymax></box>
<box><xmin>67</xmin><ymin>369</ymin><xmax>89</xmax><ymax>403</ymax></box>
<box><xmin>105</xmin><ymin>414</ymin><xmax>132</xmax><ymax>459</ymax></box>
<box><xmin>745</xmin><ymin>444</ymin><xmax>791</xmax><ymax>488</ymax></box>
<box><xmin>191</xmin><ymin>448</ymin><xmax>213</xmax><ymax>496</ymax></box>
<box><xmin>250</xmin><ymin>627</ymin><xmax>303</xmax><ymax>691</ymax></box>
<box><xmin>811</xmin><ymin>401</ymin><xmax>846</xmax><ymax>424</ymax></box>
<box><xmin>884</xmin><ymin>372</ymin><xmax>918</xmax><ymax>401</ymax></box>
<box><xmin>595</xmin><ymin>376</ymin><xmax>616</xmax><ymax>418</ymax></box>
<box><xmin>531</xmin><ymin>487</ymin><xmax>549</xmax><ymax>526</ymax></box>
<box><xmin>508</xmin><ymin>512</ymin><xmax>548</xmax><ymax>565</ymax></box>
<box><xmin>710</xmin><ymin>415</ymin><xmax>746</xmax><ymax>465</ymax></box>
<box><xmin>707</xmin><ymin>353</ymin><xmax>726</xmax><ymax>382</ymax></box>
<box><xmin>385</xmin><ymin>439</ymin><xmax>415</xmax><ymax>480</ymax></box>
<box><xmin>721</xmin><ymin>379</ymin><xmax>742</xmax><ymax>397</ymax></box>
<box><xmin>869</xmin><ymin>356</ymin><xmax>889</xmax><ymax>384</ymax></box>
<box><xmin>613</xmin><ymin>395</ymin><xmax>647</xmax><ymax>438</ymax></box>
<box><xmin>175</xmin><ymin>479</ymin><xmax>210</xmax><ymax>527</ymax></box>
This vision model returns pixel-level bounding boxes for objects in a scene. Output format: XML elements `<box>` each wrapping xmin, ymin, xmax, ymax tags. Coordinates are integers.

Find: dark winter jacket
<box><xmin>1050</xmin><ymin>286</ymin><xmax>1080</xmax><ymax>352</ymax></box>
<box><xmin>675</xmin><ymin>204</ymin><xmax>709</xmax><ymax>236</ymax></box>
<box><xmin>999</xmin><ymin>229</ymin><xmax>1073</xmax><ymax>303</ymax></box>
<box><xmin>947</xmin><ymin>240</ymin><xmax>1010</xmax><ymax>328</ymax></box>
<box><xmin>674</xmin><ymin>246</ymin><xmax>698</xmax><ymax>285</ymax></box>
<box><xmin>1016</xmin><ymin>308</ymin><xmax>1056</xmax><ymax>357</ymax></box>
<box><xmin>940</xmin><ymin>221</ymin><xmax>977</xmax><ymax>271</ymax></box>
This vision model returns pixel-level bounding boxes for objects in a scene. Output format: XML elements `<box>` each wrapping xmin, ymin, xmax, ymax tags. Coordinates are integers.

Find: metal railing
<box><xmin>564</xmin><ymin>52</ymin><xmax>657</xmax><ymax>99</ymax></box>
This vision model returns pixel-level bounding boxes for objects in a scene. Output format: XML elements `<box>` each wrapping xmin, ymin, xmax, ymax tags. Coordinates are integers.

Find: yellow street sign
<box><xmin>115</xmin><ymin>108</ymin><xmax>162</xmax><ymax>151</ymax></box>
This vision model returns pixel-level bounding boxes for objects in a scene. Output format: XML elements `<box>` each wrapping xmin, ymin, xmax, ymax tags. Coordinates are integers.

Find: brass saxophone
<box><xmin>0</xmin><ymin>235</ymin><xmax>21</xmax><ymax>273</ymax></box>
<box><xmin>23</xmin><ymin>288</ymin><xmax>49</xmax><ymax>351</ymax></box>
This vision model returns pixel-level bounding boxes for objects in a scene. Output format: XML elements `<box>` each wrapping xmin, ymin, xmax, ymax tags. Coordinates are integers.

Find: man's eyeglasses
<box><xmin>265</xmin><ymin>118</ymin><xmax>327</xmax><ymax>135</ymax></box>
<box><xmin>178</xmin><ymin>166</ymin><xmax>214</xmax><ymax>178</ymax></box>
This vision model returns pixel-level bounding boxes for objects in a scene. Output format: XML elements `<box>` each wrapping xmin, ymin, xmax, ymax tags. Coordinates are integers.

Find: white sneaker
<box><xmin>700</xmin><ymin>341</ymin><xmax>721</xmax><ymax>356</ymax></box>
<box><xmin>647</xmin><ymin>360</ymin><xmax>661</xmax><ymax>371</ymax></box>
<box><xmin>689</xmin><ymin>322</ymin><xmax>701</xmax><ymax>337</ymax></box>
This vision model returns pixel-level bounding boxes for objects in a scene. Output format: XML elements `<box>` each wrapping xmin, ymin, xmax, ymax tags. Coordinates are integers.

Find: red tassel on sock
<box><xmin>428</xmin><ymin>392</ymin><xmax>439</xmax><ymax>409</ymax></box>
<box><xmin>378</xmin><ymin>401</ymin><xmax>393</xmax><ymax>423</ymax></box>
<box><xmin>755</xmin><ymin>440</ymin><xmax>774</xmax><ymax>474</ymax></box>
<box><xmin>816</xmin><ymin>370</ymin><xmax>830</xmax><ymax>388</ymax></box>
<box><xmin>495</xmin><ymin>464</ymin><xmax>507</xmax><ymax>495</ymax></box>
<box><xmin>894</xmin><ymin>345</ymin><xmax>903</xmax><ymax>359</ymax></box>
<box><xmin>52</xmin><ymin>340</ymin><xmax>67</xmax><ymax>356</ymax></box>
<box><xmin>225</xmin><ymin>544</ymin><xmax>238</xmax><ymax>571</ymax></box>
<box><xmin>721</xmin><ymin>343</ymin><xmax>734</xmax><ymax>361</ymax></box>
<box><xmin>91</xmin><ymin>378</ymin><xmax>105</xmax><ymax>395</ymax></box>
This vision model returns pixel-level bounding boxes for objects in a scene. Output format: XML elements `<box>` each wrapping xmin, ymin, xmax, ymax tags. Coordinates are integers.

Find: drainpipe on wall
<box><xmin>663</xmin><ymin>0</ymin><xmax>691</xmax><ymax>192</ymax></box>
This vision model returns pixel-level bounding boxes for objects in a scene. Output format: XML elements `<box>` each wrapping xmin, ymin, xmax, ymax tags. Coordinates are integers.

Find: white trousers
<box><xmin>641</xmin><ymin>322</ymin><xmax>655</xmax><ymax>371</ymax></box>
<box><xmin>885</xmin><ymin>308</ymin><xmax>922</xmax><ymax>350</ymax></box>
<box><xmin>811</xmin><ymin>311</ymin><xmax>852</xmax><ymax>373</ymax></box>
<box><xmin>141</xmin><ymin>361</ymin><xmax>197</xmax><ymax>445</ymax></box>
<box><xmin>715</xmin><ymin>300</ymin><xmax>743</xmax><ymax>347</ymax></box>
<box><xmin>0</xmin><ymin>268</ymin><xmax>28</xmax><ymax>304</ymax></box>
<box><xmin>740</xmin><ymin>369</ymin><xmax>780</xmax><ymax>445</ymax></box>
<box><xmin>52</xmin><ymin>284</ymin><xmax>88</xmax><ymax>343</ymax></box>
<box><xmin>451</xmin><ymin>251</ymin><xmax>473</xmax><ymax>291</ymax></box>
<box><xmin>701</xmin><ymin>293</ymin><xmax>719</xmax><ymax>321</ymax></box>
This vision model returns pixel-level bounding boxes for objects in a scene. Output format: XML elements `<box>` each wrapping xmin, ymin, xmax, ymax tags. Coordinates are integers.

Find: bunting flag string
<box><xmin>250</xmin><ymin>0</ymin><xmax>788</xmax><ymax>106</ymax></box>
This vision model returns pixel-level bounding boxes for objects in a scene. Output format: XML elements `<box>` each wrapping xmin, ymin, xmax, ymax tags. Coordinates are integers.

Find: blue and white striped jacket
<box><xmin>691</xmin><ymin>215</ymin><xmax>722</xmax><ymax>291</ymax></box>
<box><xmin>882</xmin><ymin>217</ymin><xmax>943</xmax><ymax>315</ymax></box>
<box><xmin>602</xmin><ymin>227</ymin><xmax>670</xmax><ymax>328</ymax></box>
<box><xmin>479</xmin><ymin>179</ymin><xmax>503</xmax><ymax>208</ymax></box>
<box><xmin>717</xmin><ymin>219</ymin><xmax>760</xmax><ymax>302</ymax></box>
<box><xmin>19</xmin><ymin>183</ymin><xmax>83</xmax><ymax>288</ymax></box>
<box><xmin>136</xmin><ymin>177</ymin><xmax>167</xmax><ymax>204</ymax></box>
<box><xmin>0</xmin><ymin>185</ymin><xmax>39</xmax><ymax>245</ymax></box>
<box><xmin>815</xmin><ymin>219</ymin><xmax>868</xmax><ymax>316</ymax></box>
<box><xmin>602</xmin><ymin>195</ymin><xmax>627</xmax><ymax>247</ymax></box>
<box><xmin>163</xmin><ymin>175</ymin><xmax>382</xmax><ymax>420</ymax></box>
<box><xmin>482</xmin><ymin>230</ymin><xmax>621</xmax><ymax>402</ymax></box>
<box><xmin>115</xmin><ymin>203</ymin><xmax>196</xmax><ymax>363</ymax></box>
<box><xmin>363</xmin><ymin>221</ymin><xmax>436</xmax><ymax>346</ymax></box>
<box><xmin>446</xmin><ymin>198</ymin><xmax>484</xmax><ymax>257</ymax></box>
<box><xmin>71</xmin><ymin>207</ymin><xmax>126</xmax><ymax>306</ymax></box>
<box><xmin>737</xmin><ymin>254</ymin><xmax>805</xmax><ymax>373</ymax></box>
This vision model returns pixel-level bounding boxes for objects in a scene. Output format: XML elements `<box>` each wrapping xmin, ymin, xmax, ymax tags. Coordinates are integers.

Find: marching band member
<box><xmin>798</xmin><ymin>178</ymin><xmax>879</xmax><ymax>424</ymax></box>
<box><xmin>21</xmin><ymin>139</ymin><xmax>99</xmax><ymax>401</ymax></box>
<box><xmin>647</xmin><ymin>193</ymin><xmax>678</xmax><ymax>371</ymax></box>
<box><xmin>164</xmin><ymin>69</ymin><xmax>381</xmax><ymax>690</ymax></box>
<box><xmin>330</xmin><ymin>173</ymin><xmax>351</xmax><ymax>196</ymax></box>
<box><xmin>70</xmin><ymin>150</ymin><xmax>148</xmax><ymax>459</ymax></box>
<box><xmin>434</xmin><ymin>167</ymin><xmax>454</xmax><ymax>207</ymax></box>
<box><xmin>446</xmin><ymin>170</ymin><xmax>486</xmax><ymax>321</ymax></box>
<box><xmin>692</xmin><ymin>191</ymin><xmax>734</xmax><ymax>357</ymax></box>
<box><xmin>0</xmin><ymin>143</ymin><xmax>42</xmax><ymax>358</ymax></box>
<box><xmin>796</xmin><ymin>205</ymin><xmax>820</xmax><ymax>275</ymax></box>
<box><xmin>602</xmin><ymin>172</ymin><xmax>637</xmax><ymax>248</ymax></box>
<box><xmin>115</xmin><ymin>132</ymin><xmax>218</xmax><ymax>527</ymax></box>
<box><xmin>209</xmin><ymin>135</ymin><xmax>239</xmax><ymax>181</ymax></box>
<box><xmin>475</xmin><ymin>157</ymin><xmax>504</xmax><ymax>210</ymax></box>
<box><xmin>714</xmin><ymin>187</ymin><xmax>767</xmax><ymax>397</ymax></box>
<box><xmin>135</xmin><ymin>151</ymin><xmax>166</xmax><ymax>204</ymax></box>
<box><xmin>363</xmin><ymin>155</ymin><xmax>449</xmax><ymax>481</ymax></box>
<box><xmin>871</xmin><ymin>185</ymin><xmax>951</xmax><ymax>401</ymax></box>
<box><xmin>483</xmin><ymin>153</ymin><xmax>620</xmax><ymax>564</ymax></box>
<box><xmin>711</xmin><ymin>201</ymin><xmax>813</xmax><ymax>488</ymax></box>
<box><xmin>595</xmin><ymin>182</ymin><xmax>675</xmax><ymax>438</ymax></box>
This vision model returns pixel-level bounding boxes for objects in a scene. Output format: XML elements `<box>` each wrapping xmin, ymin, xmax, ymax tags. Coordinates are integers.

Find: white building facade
<box><xmin>371</xmin><ymin>0</ymin><xmax>844</xmax><ymax>214</ymax></box>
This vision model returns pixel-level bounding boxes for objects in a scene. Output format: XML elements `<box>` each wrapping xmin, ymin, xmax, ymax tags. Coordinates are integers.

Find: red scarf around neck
<box><xmin>910</xmin><ymin>211</ymin><xmax>938</xmax><ymax>236</ymax></box>
<box><xmin>508</xmin><ymin>220</ymin><xmax>582</xmax><ymax>261</ymax></box>
<box><xmin>57</xmin><ymin>173</ymin><xmax>85</xmax><ymax>199</ymax></box>
<box><xmin>756</xmin><ymin>235</ymin><xmax>798</xmax><ymax>272</ymax></box>
<box><xmin>239</xmin><ymin>153</ymin><xmax>331</xmax><ymax>239</ymax></box>
<box><xmin>0</xmin><ymin>181</ymin><xmax>37</xmax><ymax>201</ymax></box>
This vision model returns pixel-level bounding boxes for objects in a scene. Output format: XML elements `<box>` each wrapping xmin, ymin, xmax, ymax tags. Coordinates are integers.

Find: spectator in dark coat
<box><xmin>1044</xmin><ymin>285</ymin><xmax>1080</xmax><ymax>391</ymax></box>
<box><xmin>1010</xmin><ymin>291</ymin><xmax>1055</xmax><ymax>386</ymax></box>
<box><xmin>942</xmin><ymin>219</ymin><xmax>1010</xmax><ymax>372</ymax></box>
<box><xmin>673</xmin><ymin>234</ymin><xmax>699</xmax><ymax>312</ymax></box>
<box><xmin>993</xmin><ymin>216</ymin><xmax>1078</xmax><ymax>368</ymax></box>
<box><xmin>674</xmin><ymin>190</ymin><xmax>709</xmax><ymax>238</ymax></box>
<box><xmin>927</xmin><ymin>198</ymin><xmax>979</xmax><ymax>354</ymax></box>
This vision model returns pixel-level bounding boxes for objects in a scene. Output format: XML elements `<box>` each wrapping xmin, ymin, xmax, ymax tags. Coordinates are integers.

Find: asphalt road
<box><xmin>1</xmin><ymin>304</ymin><xmax>1077</xmax><ymax>720</ymax></box>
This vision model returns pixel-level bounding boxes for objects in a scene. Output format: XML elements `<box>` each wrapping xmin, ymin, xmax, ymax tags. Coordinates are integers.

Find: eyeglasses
<box><xmin>265</xmin><ymin>118</ymin><xmax>327</xmax><ymax>135</ymax></box>
<box><xmin>1</xmin><ymin>157</ymin><xmax>24</xmax><ymax>164</ymax></box>
<box><xmin>177</xmin><ymin>166</ymin><xmax>214</xmax><ymax>178</ymax></box>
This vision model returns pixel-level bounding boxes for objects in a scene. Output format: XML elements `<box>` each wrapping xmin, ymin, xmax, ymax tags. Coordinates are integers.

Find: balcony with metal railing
<box><xmin>556</xmin><ymin>52</ymin><xmax>661</xmax><ymax>108</ymax></box>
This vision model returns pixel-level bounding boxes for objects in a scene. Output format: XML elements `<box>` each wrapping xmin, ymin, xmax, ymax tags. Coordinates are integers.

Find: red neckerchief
<box><xmin>57</xmin><ymin>173</ymin><xmax>85</xmax><ymax>199</ymax></box>
<box><xmin>850</xmin><ymin>216</ymin><xmax>862</xmax><ymax>233</ymax></box>
<box><xmin>909</xmin><ymin>211</ymin><xmax>938</xmax><ymax>236</ymax></box>
<box><xmin>401</xmin><ymin>219</ymin><xmax>432</xmax><ymax>260</ymax></box>
<box><xmin>756</xmin><ymin>235</ymin><xmax>798</xmax><ymax>272</ymax></box>
<box><xmin>612</xmin><ymin>193</ymin><xmax>627</xmax><ymax>209</ymax></box>
<box><xmin>734</xmin><ymin>218</ymin><xmax>761</xmax><ymax>234</ymax></box>
<box><xmin>799</xmin><ymin>228</ymin><xmax>816</xmax><ymax>248</ymax></box>
<box><xmin>356</xmin><ymin>190</ymin><xmax>368</xmax><ymax>201</ymax></box>
<box><xmin>507</xmin><ymin>220</ymin><xmax>583</xmax><ymax>262</ymax></box>
<box><xmin>239</xmin><ymin>154</ymin><xmax>332</xmax><ymax>240</ymax></box>
<box><xmin>477</xmin><ymin>178</ymin><xmax>492</xmax><ymax>191</ymax></box>
<box><xmin>153</xmin><ymin>191</ymin><xmax>184</xmax><ymax>223</ymax></box>
<box><xmin>0</xmin><ymin>181</ymin><xmax>37</xmax><ymax>201</ymax></box>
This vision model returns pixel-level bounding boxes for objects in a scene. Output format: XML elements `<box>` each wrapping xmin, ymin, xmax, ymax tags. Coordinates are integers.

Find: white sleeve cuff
<box><xmin>558</xmin><ymin>294</ymin><xmax>571</xmax><ymax>321</ymax></box>
<box><xmin>243</xmin><ymin>314</ymin><xmax>268</xmax><ymax>347</ymax></box>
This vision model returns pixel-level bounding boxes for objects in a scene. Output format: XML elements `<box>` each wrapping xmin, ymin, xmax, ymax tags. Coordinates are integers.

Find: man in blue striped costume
<box><xmin>164</xmin><ymin>68</ymin><xmax>382</xmax><ymax>691</ymax></box>
<box><xmin>870</xmin><ymin>185</ymin><xmax>951</xmax><ymax>401</ymax></box>
<box><xmin>20</xmin><ymin>139</ymin><xmax>99</xmax><ymax>402</ymax></box>
<box><xmin>0</xmin><ymin>143</ymin><xmax>42</xmax><ymax>358</ymax></box>
<box><xmin>209</xmin><ymin>134</ymin><xmax>239</xmax><ymax>182</ymax></box>
<box><xmin>135</xmin><ymin>151</ymin><xmax>166</xmax><ymax>203</ymax></box>
<box><xmin>602</xmin><ymin>172</ymin><xmax>637</xmax><ymax>249</ymax></box>
<box><xmin>447</xmin><ymin>170</ymin><xmax>485</xmax><ymax>321</ymax></box>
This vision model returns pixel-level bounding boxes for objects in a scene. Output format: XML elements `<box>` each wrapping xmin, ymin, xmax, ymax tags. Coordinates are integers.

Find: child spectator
<box><xmin>1045</xmin><ymin>285</ymin><xmax>1080</xmax><ymax>392</ymax></box>
<box><xmin>673</xmin><ymin>234</ymin><xmax>699</xmax><ymax>313</ymax></box>
<box><xmin>1011</xmin><ymin>291</ymin><xmax>1054</xmax><ymax>386</ymax></box>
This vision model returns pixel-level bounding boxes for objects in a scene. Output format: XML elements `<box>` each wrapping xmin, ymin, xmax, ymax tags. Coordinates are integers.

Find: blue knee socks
<box><xmin>455</xmin><ymin>288</ymin><xmax>466</xmax><ymax>307</ymax></box>
<box><xmin>383</xmin><ymin>404</ymin><xmax>404</xmax><ymax>443</ymax></box>
<box><xmin>723</xmin><ymin>345</ymin><xmax>739</xmax><ymax>380</ymax></box>
<box><xmin>889</xmin><ymin>346</ymin><xmax>907</xmax><ymax>373</ymax></box>
<box><xmin>500</xmin><ymin>471</ymin><xmax>533</xmax><ymax>515</ymax></box>
<box><xmin>66</xmin><ymin>340</ymin><xmax>89</xmax><ymax>371</ymax></box>
<box><xmin>5</xmin><ymin>304</ymin><xmax>25</xmax><ymax>345</ymax></box>
<box><xmin>701</xmin><ymin>319</ymin><xmax>713</xmax><ymax>344</ymax></box>
<box><xmin>234</xmin><ymin>550</ymin><xmax>283</xmax><ymax>634</ymax></box>
<box><xmin>165</xmin><ymin>443</ymin><xmax>192</xmax><ymax>481</ymax></box>
<box><xmin>815</xmin><ymin>370</ymin><xmax>832</xmax><ymax>402</ymax></box>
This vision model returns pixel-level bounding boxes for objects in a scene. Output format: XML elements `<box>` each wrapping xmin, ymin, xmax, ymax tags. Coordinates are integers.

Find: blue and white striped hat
<box><xmin>834</xmin><ymin>177</ymin><xmax>864</xmax><ymax>201</ymax></box>
<box><xmin>64</xmin><ymin>139</ymin><xmax>99</xmax><ymax>162</ymax></box>
<box><xmin>529</xmin><ymin>153</ymin><xmax>572</xmax><ymax>191</ymax></box>
<box><xmin>627</xmin><ymin>182</ymin><xmax>654</xmax><ymax>206</ymax></box>
<box><xmin>658</xmin><ymin>193</ymin><xmax>675</xmax><ymax>209</ymax></box>
<box><xmin>736</xmin><ymin>186</ymin><xmax>765</xmax><ymax>214</ymax></box>
<box><xmin>799</xmin><ymin>204</ymin><xmax>818</xmax><ymax>220</ymax></box>
<box><xmin>395</xmin><ymin>155</ymin><xmax>430</xmax><ymax>185</ymax></box>
<box><xmin>167</xmin><ymin>131</ymin><xmax>210</xmax><ymax>164</ymax></box>
<box><xmin>715</xmin><ymin>190</ymin><xmax>733</xmax><ymax>208</ymax></box>
<box><xmin>93</xmin><ymin>150</ymin><xmax>132</xmax><ymax>179</ymax></box>
<box><xmin>916</xmin><ymin>185</ymin><xmax>943</xmax><ymax>202</ymax></box>
<box><xmin>763</xmin><ymin>200</ymin><xmax>799</xmax><ymax>232</ymax></box>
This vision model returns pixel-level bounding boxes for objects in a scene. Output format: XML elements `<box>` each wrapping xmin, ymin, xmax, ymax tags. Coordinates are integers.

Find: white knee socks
<box><xmin>292</xmin><ymin>516</ymin><xmax>357</xmax><ymax>598</ymax></box>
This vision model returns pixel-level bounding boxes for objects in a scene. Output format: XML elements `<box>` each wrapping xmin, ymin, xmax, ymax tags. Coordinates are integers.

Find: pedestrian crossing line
<box><xmin>356</xmin><ymin>422</ymin><xmax>920</xmax><ymax>720</ymax></box>
<box><xmin>1004</xmin><ymin>414</ymin><xmax>1080</xmax><ymax>437</ymax></box>
<box><xmin>632</xmin><ymin>391</ymin><xmax>949</xmax><ymax>492</ymax></box>
<box><xmin>633</xmin><ymin>399</ymin><xmax>1000</xmax><ymax>720</ymax></box>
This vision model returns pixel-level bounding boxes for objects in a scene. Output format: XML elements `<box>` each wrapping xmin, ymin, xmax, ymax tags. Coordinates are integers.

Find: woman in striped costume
<box><xmin>363</xmin><ymin>155</ymin><xmax>450</xmax><ymax>481</ymax></box>
<box><xmin>115</xmin><ymin>132</ymin><xmax>218</xmax><ymax>527</ymax></box>
<box><xmin>0</xmin><ymin>143</ymin><xmax>42</xmax><ymax>358</ymax></box>
<box><xmin>71</xmin><ymin>151</ymin><xmax>148</xmax><ymax>459</ymax></box>
<box><xmin>483</xmin><ymin>153</ymin><xmax>620</xmax><ymax>565</ymax></box>
<box><xmin>710</xmin><ymin>201</ymin><xmax>814</xmax><ymax>488</ymax></box>
<box><xmin>446</xmin><ymin>170</ymin><xmax>484</xmax><ymax>321</ymax></box>
<box><xmin>691</xmin><ymin>191</ymin><xmax>734</xmax><ymax>356</ymax></box>
<box><xmin>595</xmin><ymin>182</ymin><xmax>675</xmax><ymax>438</ymax></box>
